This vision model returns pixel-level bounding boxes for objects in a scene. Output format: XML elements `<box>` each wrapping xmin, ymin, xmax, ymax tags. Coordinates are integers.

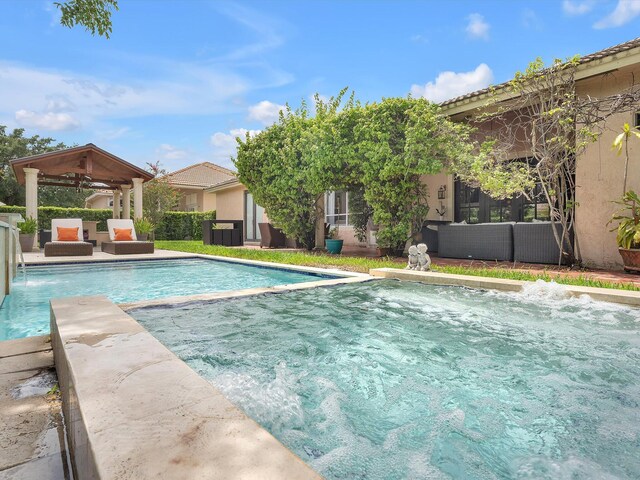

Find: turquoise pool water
<box><xmin>132</xmin><ymin>280</ymin><xmax>640</xmax><ymax>480</ymax></box>
<box><xmin>0</xmin><ymin>258</ymin><xmax>329</xmax><ymax>341</ymax></box>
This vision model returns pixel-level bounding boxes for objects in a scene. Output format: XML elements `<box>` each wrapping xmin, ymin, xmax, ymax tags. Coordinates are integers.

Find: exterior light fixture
<box><xmin>438</xmin><ymin>185</ymin><xmax>447</xmax><ymax>200</ymax></box>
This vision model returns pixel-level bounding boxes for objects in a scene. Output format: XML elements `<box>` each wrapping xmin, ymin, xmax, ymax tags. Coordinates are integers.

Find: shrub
<box><xmin>0</xmin><ymin>206</ymin><xmax>113</xmax><ymax>230</ymax></box>
<box><xmin>154</xmin><ymin>211</ymin><xmax>216</xmax><ymax>240</ymax></box>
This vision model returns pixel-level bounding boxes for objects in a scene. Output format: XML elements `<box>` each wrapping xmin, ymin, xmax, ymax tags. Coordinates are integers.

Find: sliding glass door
<box><xmin>244</xmin><ymin>192</ymin><xmax>264</xmax><ymax>241</ymax></box>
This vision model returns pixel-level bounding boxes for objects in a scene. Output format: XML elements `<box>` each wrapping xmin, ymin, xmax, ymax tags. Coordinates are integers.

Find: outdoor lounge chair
<box><xmin>258</xmin><ymin>223</ymin><xmax>286</xmax><ymax>248</ymax></box>
<box><xmin>101</xmin><ymin>219</ymin><xmax>154</xmax><ymax>255</ymax></box>
<box><xmin>44</xmin><ymin>219</ymin><xmax>94</xmax><ymax>257</ymax></box>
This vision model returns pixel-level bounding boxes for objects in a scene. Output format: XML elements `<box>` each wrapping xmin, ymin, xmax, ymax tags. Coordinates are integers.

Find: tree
<box><xmin>451</xmin><ymin>56</ymin><xmax>640</xmax><ymax>265</ymax></box>
<box><xmin>0</xmin><ymin>126</ymin><xmax>90</xmax><ymax>207</ymax></box>
<box><xmin>355</xmin><ymin>98</ymin><xmax>474</xmax><ymax>250</ymax></box>
<box><xmin>55</xmin><ymin>0</ymin><xmax>119</xmax><ymax>38</ymax></box>
<box><xmin>142</xmin><ymin>161</ymin><xmax>178</xmax><ymax>237</ymax></box>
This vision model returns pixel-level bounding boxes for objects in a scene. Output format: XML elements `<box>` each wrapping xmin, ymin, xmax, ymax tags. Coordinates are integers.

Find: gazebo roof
<box><xmin>11</xmin><ymin>143</ymin><xmax>154</xmax><ymax>190</ymax></box>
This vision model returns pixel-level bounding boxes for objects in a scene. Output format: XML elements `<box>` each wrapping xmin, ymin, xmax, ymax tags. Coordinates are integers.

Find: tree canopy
<box><xmin>235</xmin><ymin>92</ymin><xmax>475</xmax><ymax>250</ymax></box>
<box><xmin>55</xmin><ymin>0</ymin><xmax>119</xmax><ymax>38</ymax></box>
<box><xmin>0</xmin><ymin>126</ymin><xmax>91</xmax><ymax>208</ymax></box>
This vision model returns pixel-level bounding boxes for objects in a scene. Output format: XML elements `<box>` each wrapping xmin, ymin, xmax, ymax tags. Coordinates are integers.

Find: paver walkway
<box><xmin>0</xmin><ymin>336</ymin><xmax>69</xmax><ymax>480</ymax></box>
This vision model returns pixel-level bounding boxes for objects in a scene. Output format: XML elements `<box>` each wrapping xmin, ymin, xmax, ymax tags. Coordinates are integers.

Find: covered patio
<box><xmin>10</xmin><ymin>144</ymin><xmax>154</xmax><ymax>247</ymax></box>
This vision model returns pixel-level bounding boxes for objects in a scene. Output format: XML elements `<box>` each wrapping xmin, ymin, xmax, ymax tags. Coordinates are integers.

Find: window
<box><xmin>455</xmin><ymin>183</ymin><xmax>480</xmax><ymax>223</ymax></box>
<box><xmin>185</xmin><ymin>193</ymin><xmax>198</xmax><ymax>212</ymax></box>
<box><xmin>522</xmin><ymin>183</ymin><xmax>551</xmax><ymax>221</ymax></box>
<box><xmin>325</xmin><ymin>191</ymin><xmax>350</xmax><ymax>225</ymax></box>
<box><xmin>635</xmin><ymin>111</ymin><xmax>640</xmax><ymax>128</ymax></box>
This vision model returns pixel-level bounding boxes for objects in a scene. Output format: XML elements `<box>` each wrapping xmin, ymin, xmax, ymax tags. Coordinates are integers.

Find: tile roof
<box><xmin>166</xmin><ymin>162</ymin><xmax>236</xmax><ymax>188</ymax></box>
<box><xmin>440</xmin><ymin>37</ymin><xmax>640</xmax><ymax>108</ymax></box>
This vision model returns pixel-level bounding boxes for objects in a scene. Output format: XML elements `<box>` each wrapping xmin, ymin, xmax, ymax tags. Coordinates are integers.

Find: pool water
<box><xmin>132</xmin><ymin>280</ymin><xmax>640</xmax><ymax>480</ymax></box>
<box><xmin>0</xmin><ymin>258</ymin><xmax>329</xmax><ymax>341</ymax></box>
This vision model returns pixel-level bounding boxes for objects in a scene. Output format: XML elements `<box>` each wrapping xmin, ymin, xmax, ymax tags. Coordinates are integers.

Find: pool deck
<box><xmin>0</xmin><ymin>336</ymin><xmax>70</xmax><ymax>480</ymax></box>
<box><xmin>22</xmin><ymin>248</ymin><xmax>196</xmax><ymax>265</ymax></box>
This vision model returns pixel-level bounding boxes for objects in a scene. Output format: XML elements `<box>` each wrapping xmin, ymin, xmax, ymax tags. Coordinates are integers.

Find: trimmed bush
<box><xmin>0</xmin><ymin>206</ymin><xmax>216</xmax><ymax>240</ymax></box>
<box><xmin>0</xmin><ymin>206</ymin><xmax>112</xmax><ymax>231</ymax></box>
<box><xmin>154</xmin><ymin>211</ymin><xmax>216</xmax><ymax>240</ymax></box>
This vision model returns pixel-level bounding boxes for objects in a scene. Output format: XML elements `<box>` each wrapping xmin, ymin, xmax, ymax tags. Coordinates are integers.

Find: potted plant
<box><xmin>325</xmin><ymin>227</ymin><xmax>343</xmax><ymax>254</ymax></box>
<box><xmin>134</xmin><ymin>218</ymin><xmax>154</xmax><ymax>241</ymax></box>
<box><xmin>17</xmin><ymin>217</ymin><xmax>37</xmax><ymax>253</ymax></box>
<box><xmin>610</xmin><ymin>190</ymin><xmax>640</xmax><ymax>272</ymax></box>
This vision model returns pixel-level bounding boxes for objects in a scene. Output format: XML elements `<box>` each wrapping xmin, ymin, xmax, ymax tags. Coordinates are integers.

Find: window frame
<box><xmin>325</xmin><ymin>191</ymin><xmax>351</xmax><ymax>226</ymax></box>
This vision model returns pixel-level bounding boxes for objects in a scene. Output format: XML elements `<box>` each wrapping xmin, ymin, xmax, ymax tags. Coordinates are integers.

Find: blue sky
<box><xmin>0</xmin><ymin>1</ymin><xmax>639</xmax><ymax>172</ymax></box>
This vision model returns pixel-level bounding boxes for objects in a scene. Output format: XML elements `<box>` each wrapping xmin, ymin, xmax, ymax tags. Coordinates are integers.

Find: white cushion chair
<box><xmin>102</xmin><ymin>219</ymin><xmax>154</xmax><ymax>255</ymax></box>
<box><xmin>44</xmin><ymin>218</ymin><xmax>94</xmax><ymax>257</ymax></box>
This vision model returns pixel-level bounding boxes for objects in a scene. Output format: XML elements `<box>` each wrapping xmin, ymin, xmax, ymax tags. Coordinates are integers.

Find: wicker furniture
<box><xmin>101</xmin><ymin>219</ymin><xmax>154</xmax><ymax>255</ymax></box>
<box><xmin>44</xmin><ymin>219</ymin><xmax>94</xmax><ymax>257</ymax></box>
<box><xmin>258</xmin><ymin>223</ymin><xmax>286</xmax><ymax>248</ymax></box>
<box><xmin>202</xmin><ymin>220</ymin><xmax>243</xmax><ymax>246</ymax></box>
<box><xmin>438</xmin><ymin>223</ymin><xmax>514</xmax><ymax>261</ymax></box>
<box><xmin>513</xmin><ymin>222</ymin><xmax>567</xmax><ymax>264</ymax></box>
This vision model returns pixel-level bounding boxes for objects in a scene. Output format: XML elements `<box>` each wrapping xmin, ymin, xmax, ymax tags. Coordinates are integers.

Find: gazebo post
<box><xmin>23</xmin><ymin>167</ymin><xmax>39</xmax><ymax>249</ymax></box>
<box><xmin>132</xmin><ymin>177</ymin><xmax>143</xmax><ymax>220</ymax></box>
<box><xmin>112</xmin><ymin>190</ymin><xmax>121</xmax><ymax>219</ymax></box>
<box><xmin>121</xmin><ymin>185</ymin><xmax>131</xmax><ymax>220</ymax></box>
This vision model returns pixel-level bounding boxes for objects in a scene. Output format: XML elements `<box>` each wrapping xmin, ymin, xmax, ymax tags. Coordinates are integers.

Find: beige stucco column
<box><xmin>132</xmin><ymin>177</ymin><xmax>143</xmax><ymax>220</ymax></box>
<box><xmin>121</xmin><ymin>185</ymin><xmax>131</xmax><ymax>220</ymax></box>
<box><xmin>24</xmin><ymin>167</ymin><xmax>39</xmax><ymax>249</ymax></box>
<box><xmin>112</xmin><ymin>190</ymin><xmax>121</xmax><ymax>219</ymax></box>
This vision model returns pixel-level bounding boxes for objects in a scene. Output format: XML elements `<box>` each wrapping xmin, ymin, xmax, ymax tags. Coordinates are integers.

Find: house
<box><xmin>211</xmin><ymin>38</ymin><xmax>640</xmax><ymax>269</ymax></box>
<box><xmin>85</xmin><ymin>190</ymin><xmax>119</xmax><ymax>210</ymax></box>
<box><xmin>84</xmin><ymin>162</ymin><xmax>236</xmax><ymax>213</ymax></box>
<box><xmin>165</xmin><ymin>162</ymin><xmax>236</xmax><ymax>212</ymax></box>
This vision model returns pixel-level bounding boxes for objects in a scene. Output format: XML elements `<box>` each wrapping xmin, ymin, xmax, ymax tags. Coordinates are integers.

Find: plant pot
<box><xmin>325</xmin><ymin>239</ymin><xmax>344</xmax><ymax>254</ymax></box>
<box><xmin>619</xmin><ymin>248</ymin><xmax>640</xmax><ymax>273</ymax></box>
<box><xmin>137</xmin><ymin>233</ymin><xmax>149</xmax><ymax>241</ymax></box>
<box><xmin>19</xmin><ymin>233</ymin><xmax>35</xmax><ymax>253</ymax></box>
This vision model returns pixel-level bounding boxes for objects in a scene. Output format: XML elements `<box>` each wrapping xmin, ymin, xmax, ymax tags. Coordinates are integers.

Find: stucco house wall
<box><xmin>575</xmin><ymin>65</ymin><xmax>640</xmax><ymax>269</ymax></box>
<box><xmin>85</xmin><ymin>194</ymin><xmax>111</xmax><ymax>209</ymax></box>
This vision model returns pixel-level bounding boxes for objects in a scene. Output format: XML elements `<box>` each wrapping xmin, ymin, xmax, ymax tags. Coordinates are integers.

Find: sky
<box><xmin>0</xmin><ymin>0</ymin><xmax>639</xmax><ymax>173</ymax></box>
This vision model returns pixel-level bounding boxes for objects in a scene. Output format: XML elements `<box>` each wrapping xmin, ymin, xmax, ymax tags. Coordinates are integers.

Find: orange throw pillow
<box><xmin>57</xmin><ymin>226</ymin><xmax>79</xmax><ymax>242</ymax></box>
<box><xmin>114</xmin><ymin>228</ymin><xmax>133</xmax><ymax>241</ymax></box>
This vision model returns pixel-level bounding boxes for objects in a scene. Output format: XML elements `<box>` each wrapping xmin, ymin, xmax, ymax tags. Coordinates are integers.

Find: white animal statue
<box><xmin>417</xmin><ymin>243</ymin><xmax>432</xmax><ymax>271</ymax></box>
<box><xmin>406</xmin><ymin>245</ymin><xmax>419</xmax><ymax>270</ymax></box>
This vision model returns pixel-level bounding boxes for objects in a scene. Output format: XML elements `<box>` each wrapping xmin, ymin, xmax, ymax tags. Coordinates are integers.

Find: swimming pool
<box><xmin>132</xmin><ymin>279</ymin><xmax>640</xmax><ymax>480</ymax></box>
<box><xmin>0</xmin><ymin>258</ymin><xmax>332</xmax><ymax>341</ymax></box>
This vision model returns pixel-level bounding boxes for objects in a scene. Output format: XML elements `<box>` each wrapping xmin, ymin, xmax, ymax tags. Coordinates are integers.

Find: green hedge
<box><xmin>0</xmin><ymin>206</ymin><xmax>216</xmax><ymax>240</ymax></box>
<box><xmin>0</xmin><ymin>206</ymin><xmax>113</xmax><ymax>231</ymax></box>
<box><xmin>154</xmin><ymin>211</ymin><xmax>216</xmax><ymax>240</ymax></box>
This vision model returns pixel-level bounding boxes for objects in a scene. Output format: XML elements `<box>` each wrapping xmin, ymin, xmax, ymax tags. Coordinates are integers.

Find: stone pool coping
<box><xmin>370</xmin><ymin>268</ymin><xmax>640</xmax><ymax>306</ymax></box>
<box><xmin>51</xmin><ymin>295</ymin><xmax>323</xmax><ymax>480</ymax></box>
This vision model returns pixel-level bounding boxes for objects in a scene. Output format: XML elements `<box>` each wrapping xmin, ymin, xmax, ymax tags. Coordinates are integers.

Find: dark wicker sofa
<box><xmin>437</xmin><ymin>223</ymin><xmax>515</xmax><ymax>261</ymax></box>
<box><xmin>513</xmin><ymin>221</ymin><xmax>568</xmax><ymax>264</ymax></box>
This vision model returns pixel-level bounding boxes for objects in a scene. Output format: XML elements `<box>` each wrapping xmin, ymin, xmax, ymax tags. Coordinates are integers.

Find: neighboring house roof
<box><xmin>166</xmin><ymin>162</ymin><xmax>236</xmax><ymax>189</ymax></box>
<box><xmin>204</xmin><ymin>177</ymin><xmax>241</xmax><ymax>193</ymax></box>
<box><xmin>441</xmin><ymin>37</ymin><xmax>640</xmax><ymax>114</ymax></box>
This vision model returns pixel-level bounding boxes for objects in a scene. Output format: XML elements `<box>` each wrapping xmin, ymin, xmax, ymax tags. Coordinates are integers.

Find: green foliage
<box><xmin>0</xmin><ymin>126</ymin><xmax>74</xmax><ymax>206</ymax></box>
<box><xmin>143</xmin><ymin>162</ymin><xmax>179</xmax><ymax>231</ymax></box>
<box><xmin>17</xmin><ymin>217</ymin><xmax>37</xmax><ymax>235</ymax></box>
<box><xmin>157</xmin><ymin>240</ymin><xmax>640</xmax><ymax>291</ymax></box>
<box><xmin>133</xmin><ymin>217</ymin><xmax>154</xmax><ymax>235</ymax></box>
<box><xmin>236</xmin><ymin>91</ymin><xmax>474</xmax><ymax>251</ymax></box>
<box><xmin>153</xmin><ymin>211</ymin><xmax>216</xmax><ymax>240</ymax></box>
<box><xmin>612</xmin><ymin>123</ymin><xmax>640</xmax><ymax>196</ymax></box>
<box><xmin>0</xmin><ymin>206</ymin><xmax>112</xmax><ymax>230</ymax></box>
<box><xmin>55</xmin><ymin>0</ymin><xmax>119</xmax><ymax>38</ymax></box>
<box><xmin>348</xmin><ymin>187</ymin><xmax>372</xmax><ymax>243</ymax></box>
<box><xmin>609</xmin><ymin>190</ymin><xmax>640</xmax><ymax>249</ymax></box>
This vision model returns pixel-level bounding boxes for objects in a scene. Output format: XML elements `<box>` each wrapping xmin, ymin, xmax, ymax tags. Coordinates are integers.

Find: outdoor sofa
<box><xmin>101</xmin><ymin>219</ymin><xmax>154</xmax><ymax>255</ymax></box>
<box><xmin>436</xmin><ymin>221</ymin><xmax>568</xmax><ymax>264</ymax></box>
<box><xmin>44</xmin><ymin>219</ymin><xmax>94</xmax><ymax>257</ymax></box>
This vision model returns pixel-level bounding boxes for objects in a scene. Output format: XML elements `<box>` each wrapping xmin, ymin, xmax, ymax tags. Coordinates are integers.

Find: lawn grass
<box><xmin>156</xmin><ymin>240</ymin><xmax>640</xmax><ymax>292</ymax></box>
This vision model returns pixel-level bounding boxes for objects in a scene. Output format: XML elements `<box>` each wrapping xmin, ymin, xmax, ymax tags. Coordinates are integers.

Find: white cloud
<box><xmin>248</xmin><ymin>100</ymin><xmax>285</xmax><ymax>125</ymax></box>
<box><xmin>466</xmin><ymin>13</ymin><xmax>490</xmax><ymax>40</ymax></box>
<box><xmin>410</xmin><ymin>34</ymin><xmax>428</xmax><ymax>44</ymax></box>
<box><xmin>157</xmin><ymin>144</ymin><xmax>189</xmax><ymax>161</ymax></box>
<box><xmin>522</xmin><ymin>9</ymin><xmax>543</xmax><ymax>29</ymax></box>
<box><xmin>594</xmin><ymin>0</ymin><xmax>640</xmax><ymax>28</ymax></box>
<box><xmin>15</xmin><ymin>109</ymin><xmax>79</xmax><ymax>131</ymax></box>
<box><xmin>410</xmin><ymin>64</ymin><xmax>494</xmax><ymax>103</ymax></box>
<box><xmin>210</xmin><ymin>128</ymin><xmax>261</xmax><ymax>165</ymax></box>
<box><xmin>562</xmin><ymin>0</ymin><xmax>594</xmax><ymax>15</ymax></box>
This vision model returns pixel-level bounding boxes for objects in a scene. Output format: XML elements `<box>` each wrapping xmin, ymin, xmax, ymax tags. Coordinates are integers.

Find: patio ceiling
<box><xmin>10</xmin><ymin>143</ymin><xmax>154</xmax><ymax>190</ymax></box>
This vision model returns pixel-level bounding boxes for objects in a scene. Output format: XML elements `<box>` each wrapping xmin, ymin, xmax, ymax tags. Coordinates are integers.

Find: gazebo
<box><xmin>11</xmin><ymin>143</ymin><xmax>154</xmax><ymax>234</ymax></box>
